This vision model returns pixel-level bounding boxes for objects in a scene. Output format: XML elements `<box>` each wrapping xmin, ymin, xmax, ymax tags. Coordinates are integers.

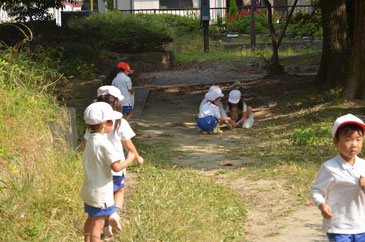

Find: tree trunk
<box><xmin>262</xmin><ymin>0</ymin><xmax>285</xmax><ymax>74</ymax></box>
<box><xmin>316</xmin><ymin>0</ymin><xmax>350</xmax><ymax>88</ymax></box>
<box><xmin>343</xmin><ymin>0</ymin><xmax>365</xmax><ymax>99</ymax></box>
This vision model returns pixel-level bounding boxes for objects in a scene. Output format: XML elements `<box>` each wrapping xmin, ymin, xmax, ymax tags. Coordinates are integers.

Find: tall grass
<box><xmin>0</xmin><ymin>47</ymin><xmax>83</xmax><ymax>240</ymax></box>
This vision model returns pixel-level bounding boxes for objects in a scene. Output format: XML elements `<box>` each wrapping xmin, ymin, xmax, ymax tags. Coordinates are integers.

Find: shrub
<box><xmin>228</xmin><ymin>0</ymin><xmax>239</xmax><ymax>20</ymax></box>
<box><xmin>287</xmin><ymin>11</ymin><xmax>322</xmax><ymax>38</ymax></box>
<box><xmin>68</xmin><ymin>11</ymin><xmax>173</xmax><ymax>54</ymax></box>
<box><xmin>226</xmin><ymin>10</ymin><xmax>271</xmax><ymax>34</ymax></box>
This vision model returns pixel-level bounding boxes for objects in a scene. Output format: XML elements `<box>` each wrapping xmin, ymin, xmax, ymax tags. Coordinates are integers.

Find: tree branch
<box><xmin>278</xmin><ymin>0</ymin><xmax>299</xmax><ymax>48</ymax></box>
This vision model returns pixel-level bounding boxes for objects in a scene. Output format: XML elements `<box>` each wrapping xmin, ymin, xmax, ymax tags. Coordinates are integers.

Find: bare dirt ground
<box><xmin>130</xmin><ymin>62</ymin><xmax>327</xmax><ymax>242</ymax></box>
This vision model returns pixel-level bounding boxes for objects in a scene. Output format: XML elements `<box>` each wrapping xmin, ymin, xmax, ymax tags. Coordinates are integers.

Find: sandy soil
<box><xmin>131</xmin><ymin>62</ymin><xmax>327</xmax><ymax>241</ymax></box>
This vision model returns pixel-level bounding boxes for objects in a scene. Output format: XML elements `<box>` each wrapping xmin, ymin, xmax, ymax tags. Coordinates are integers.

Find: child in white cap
<box><xmin>199</xmin><ymin>86</ymin><xmax>232</xmax><ymax>129</ymax></box>
<box><xmin>112</xmin><ymin>62</ymin><xmax>135</xmax><ymax>121</ymax></box>
<box><xmin>225</xmin><ymin>90</ymin><xmax>254</xmax><ymax>128</ymax></box>
<box><xmin>84</xmin><ymin>85</ymin><xmax>144</xmax><ymax>237</ymax></box>
<box><xmin>197</xmin><ymin>88</ymin><xmax>232</xmax><ymax>134</ymax></box>
<box><xmin>311</xmin><ymin>114</ymin><xmax>365</xmax><ymax>241</ymax></box>
<box><xmin>82</xmin><ymin>102</ymin><xmax>136</xmax><ymax>241</ymax></box>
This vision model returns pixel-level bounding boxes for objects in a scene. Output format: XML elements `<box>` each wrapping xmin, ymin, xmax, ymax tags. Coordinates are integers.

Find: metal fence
<box><xmin>119</xmin><ymin>5</ymin><xmax>314</xmax><ymax>23</ymax></box>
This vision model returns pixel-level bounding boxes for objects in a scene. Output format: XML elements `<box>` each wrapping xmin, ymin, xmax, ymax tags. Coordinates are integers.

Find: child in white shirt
<box><xmin>84</xmin><ymin>85</ymin><xmax>143</xmax><ymax>237</ymax></box>
<box><xmin>226</xmin><ymin>90</ymin><xmax>254</xmax><ymax>128</ymax></box>
<box><xmin>311</xmin><ymin>114</ymin><xmax>365</xmax><ymax>241</ymax></box>
<box><xmin>82</xmin><ymin>102</ymin><xmax>136</xmax><ymax>241</ymax></box>
<box><xmin>197</xmin><ymin>88</ymin><xmax>231</xmax><ymax>134</ymax></box>
<box><xmin>112</xmin><ymin>62</ymin><xmax>134</xmax><ymax>121</ymax></box>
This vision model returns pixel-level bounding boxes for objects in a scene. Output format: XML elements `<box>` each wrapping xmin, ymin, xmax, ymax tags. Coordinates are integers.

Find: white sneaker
<box><xmin>108</xmin><ymin>212</ymin><xmax>122</xmax><ymax>233</ymax></box>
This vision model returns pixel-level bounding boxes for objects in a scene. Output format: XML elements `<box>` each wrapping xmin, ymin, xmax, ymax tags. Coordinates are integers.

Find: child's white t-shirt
<box><xmin>311</xmin><ymin>154</ymin><xmax>365</xmax><ymax>234</ymax></box>
<box><xmin>81</xmin><ymin>133</ymin><xmax>122</xmax><ymax>208</ymax></box>
<box><xmin>199</xmin><ymin>101</ymin><xmax>221</xmax><ymax>119</ymax></box>
<box><xmin>200</xmin><ymin>98</ymin><xmax>227</xmax><ymax>118</ymax></box>
<box><xmin>112</xmin><ymin>73</ymin><xmax>134</xmax><ymax>107</ymax></box>
<box><xmin>84</xmin><ymin>119</ymin><xmax>136</xmax><ymax>176</ymax></box>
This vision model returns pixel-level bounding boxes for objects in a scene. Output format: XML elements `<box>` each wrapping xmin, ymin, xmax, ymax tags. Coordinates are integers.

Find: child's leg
<box><xmin>90</xmin><ymin>216</ymin><xmax>107</xmax><ymax>242</ymax></box>
<box><xmin>84</xmin><ymin>217</ymin><xmax>93</xmax><ymax>242</ymax></box>
<box><xmin>84</xmin><ymin>215</ymin><xmax>107</xmax><ymax>242</ymax></box>
<box><xmin>124</xmin><ymin>112</ymin><xmax>132</xmax><ymax>121</ymax></box>
<box><xmin>114</xmin><ymin>187</ymin><xmax>125</xmax><ymax>215</ymax></box>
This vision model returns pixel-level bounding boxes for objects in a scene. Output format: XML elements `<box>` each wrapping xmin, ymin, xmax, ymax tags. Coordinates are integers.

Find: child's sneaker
<box><xmin>103</xmin><ymin>225</ymin><xmax>113</xmax><ymax>237</ymax></box>
<box><xmin>108</xmin><ymin>212</ymin><xmax>122</xmax><ymax>233</ymax></box>
<box><xmin>201</xmin><ymin>130</ymin><xmax>209</xmax><ymax>135</ymax></box>
<box><xmin>213</xmin><ymin>128</ymin><xmax>223</xmax><ymax>134</ymax></box>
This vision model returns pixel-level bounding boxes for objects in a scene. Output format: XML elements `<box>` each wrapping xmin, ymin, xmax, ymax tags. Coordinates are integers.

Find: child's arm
<box><xmin>311</xmin><ymin>164</ymin><xmax>333</xmax><ymax>219</ymax></box>
<box><xmin>110</xmin><ymin>152</ymin><xmax>136</xmax><ymax>172</ymax></box>
<box><xmin>360</xmin><ymin>175</ymin><xmax>365</xmax><ymax>193</ymax></box>
<box><xmin>122</xmin><ymin>139</ymin><xmax>144</xmax><ymax>166</ymax></box>
<box><xmin>128</xmin><ymin>88</ymin><xmax>135</xmax><ymax>94</ymax></box>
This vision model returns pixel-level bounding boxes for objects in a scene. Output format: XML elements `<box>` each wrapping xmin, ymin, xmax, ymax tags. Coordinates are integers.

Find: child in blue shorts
<box><xmin>112</xmin><ymin>62</ymin><xmax>135</xmax><ymax>121</ymax></box>
<box><xmin>197</xmin><ymin>88</ymin><xmax>231</xmax><ymax>134</ymax></box>
<box><xmin>311</xmin><ymin>114</ymin><xmax>365</xmax><ymax>241</ymax></box>
<box><xmin>82</xmin><ymin>102</ymin><xmax>136</xmax><ymax>241</ymax></box>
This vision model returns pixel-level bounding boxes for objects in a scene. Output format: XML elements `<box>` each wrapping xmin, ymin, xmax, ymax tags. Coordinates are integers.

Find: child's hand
<box><xmin>319</xmin><ymin>202</ymin><xmax>332</xmax><ymax>219</ymax></box>
<box><xmin>136</xmin><ymin>156</ymin><xmax>144</xmax><ymax>166</ymax></box>
<box><xmin>360</xmin><ymin>175</ymin><xmax>365</xmax><ymax>192</ymax></box>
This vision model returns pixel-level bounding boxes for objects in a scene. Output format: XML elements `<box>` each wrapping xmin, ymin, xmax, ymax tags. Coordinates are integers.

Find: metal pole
<box><xmin>250</xmin><ymin>0</ymin><xmax>256</xmax><ymax>50</ymax></box>
<box><xmin>203</xmin><ymin>21</ymin><xmax>209</xmax><ymax>53</ymax></box>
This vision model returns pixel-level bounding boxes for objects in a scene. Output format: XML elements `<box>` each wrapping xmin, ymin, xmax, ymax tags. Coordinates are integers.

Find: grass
<box><xmin>113</xmin><ymin>140</ymin><xmax>248</xmax><ymax>240</ymax></box>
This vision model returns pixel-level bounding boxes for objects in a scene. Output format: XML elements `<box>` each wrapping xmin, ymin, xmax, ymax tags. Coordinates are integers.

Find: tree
<box><xmin>228</xmin><ymin>0</ymin><xmax>239</xmax><ymax>20</ymax></box>
<box><xmin>343</xmin><ymin>0</ymin><xmax>365</xmax><ymax>99</ymax></box>
<box><xmin>316</xmin><ymin>0</ymin><xmax>350</xmax><ymax>88</ymax></box>
<box><xmin>0</xmin><ymin>0</ymin><xmax>71</xmax><ymax>31</ymax></box>
<box><xmin>262</xmin><ymin>0</ymin><xmax>298</xmax><ymax>75</ymax></box>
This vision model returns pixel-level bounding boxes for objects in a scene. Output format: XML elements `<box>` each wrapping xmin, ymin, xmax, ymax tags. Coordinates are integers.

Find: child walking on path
<box><xmin>225</xmin><ymin>90</ymin><xmax>254</xmax><ymax>128</ymax></box>
<box><xmin>112</xmin><ymin>62</ymin><xmax>135</xmax><ymax>121</ymax></box>
<box><xmin>82</xmin><ymin>102</ymin><xmax>136</xmax><ymax>241</ymax></box>
<box><xmin>84</xmin><ymin>86</ymin><xmax>144</xmax><ymax>237</ymax></box>
<box><xmin>311</xmin><ymin>114</ymin><xmax>365</xmax><ymax>241</ymax></box>
<box><xmin>197</xmin><ymin>88</ymin><xmax>231</xmax><ymax>134</ymax></box>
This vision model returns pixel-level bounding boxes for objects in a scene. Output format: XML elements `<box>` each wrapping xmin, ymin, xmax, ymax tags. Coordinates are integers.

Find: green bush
<box><xmin>228</xmin><ymin>0</ymin><xmax>239</xmax><ymax>19</ymax></box>
<box><xmin>226</xmin><ymin>11</ymin><xmax>271</xmax><ymax>34</ymax></box>
<box><xmin>68</xmin><ymin>11</ymin><xmax>173</xmax><ymax>53</ymax></box>
<box><xmin>287</xmin><ymin>11</ymin><xmax>322</xmax><ymax>38</ymax></box>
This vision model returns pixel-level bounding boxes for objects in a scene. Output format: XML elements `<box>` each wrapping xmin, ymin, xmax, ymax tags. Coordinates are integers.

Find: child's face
<box><xmin>213</xmin><ymin>97</ymin><xmax>221</xmax><ymax>105</ymax></box>
<box><xmin>334</xmin><ymin>130</ymin><xmax>363</xmax><ymax>162</ymax></box>
<box><xmin>104</xmin><ymin>120</ymin><xmax>114</xmax><ymax>133</ymax></box>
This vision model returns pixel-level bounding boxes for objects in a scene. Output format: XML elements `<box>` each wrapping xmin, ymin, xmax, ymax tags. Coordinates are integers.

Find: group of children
<box><xmin>197</xmin><ymin>85</ymin><xmax>254</xmax><ymax>134</ymax></box>
<box><xmin>80</xmin><ymin>61</ymin><xmax>365</xmax><ymax>241</ymax></box>
<box><xmin>81</xmin><ymin>62</ymin><xmax>141</xmax><ymax>241</ymax></box>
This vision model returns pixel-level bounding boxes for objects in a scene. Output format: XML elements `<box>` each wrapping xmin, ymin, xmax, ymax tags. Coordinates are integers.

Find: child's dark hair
<box><xmin>335</xmin><ymin>123</ymin><xmax>365</xmax><ymax>140</ymax></box>
<box><xmin>228</xmin><ymin>99</ymin><xmax>244</xmax><ymax>111</ymax></box>
<box><xmin>118</xmin><ymin>68</ymin><xmax>127</xmax><ymax>73</ymax></box>
<box><xmin>95</xmin><ymin>94</ymin><xmax>122</xmax><ymax>134</ymax></box>
<box><xmin>88</xmin><ymin>123</ymin><xmax>103</xmax><ymax>133</ymax></box>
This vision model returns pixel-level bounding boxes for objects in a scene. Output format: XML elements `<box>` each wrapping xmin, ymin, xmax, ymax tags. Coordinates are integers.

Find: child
<box><xmin>199</xmin><ymin>86</ymin><xmax>232</xmax><ymax>129</ymax></box>
<box><xmin>84</xmin><ymin>85</ymin><xmax>144</xmax><ymax>237</ymax></box>
<box><xmin>197</xmin><ymin>88</ymin><xmax>231</xmax><ymax>134</ymax></box>
<box><xmin>311</xmin><ymin>114</ymin><xmax>365</xmax><ymax>241</ymax></box>
<box><xmin>226</xmin><ymin>90</ymin><xmax>254</xmax><ymax>128</ymax></box>
<box><xmin>82</xmin><ymin>102</ymin><xmax>136</xmax><ymax>241</ymax></box>
<box><xmin>112</xmin><ymin>62</ymin><xmax>135</xmax><ymax>121</ymax></box>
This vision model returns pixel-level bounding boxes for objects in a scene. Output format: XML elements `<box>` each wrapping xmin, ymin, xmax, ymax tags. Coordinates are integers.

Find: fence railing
<box><xmin>119</xmin><ymin>5</ymin><xmax>314</xmax><ymax>23</ymax></box>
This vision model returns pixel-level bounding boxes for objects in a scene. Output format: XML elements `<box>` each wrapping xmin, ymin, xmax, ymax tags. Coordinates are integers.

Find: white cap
<box><xmin>84</xmin><ymin>102</ymin><xmax>123</xmax><ymax>125</ymax></box>
<box><xmin>205</xmin><ymin>86</ymin><xmax>224</xmax><ymax>101</ymax></box>
<box><xmin>331</xmin><ymin>114</ymin><xmax>365</xmax><ymax>137</ymax></box>
<box><xmin>228</xmin><ymin>90</ymin><xmax>241</xmax><ymax>104</ymax></box>
<box><xmin>97</xmin><ymin>86</ymin><xmax>125</xmax><ymax>102</ymax></box>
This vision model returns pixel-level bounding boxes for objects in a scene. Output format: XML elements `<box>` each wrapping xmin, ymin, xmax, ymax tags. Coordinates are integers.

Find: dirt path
<box><xmin>132</xmin><ymin>86</ymin><xmax>326</xmax><ymax>241</ymax></box>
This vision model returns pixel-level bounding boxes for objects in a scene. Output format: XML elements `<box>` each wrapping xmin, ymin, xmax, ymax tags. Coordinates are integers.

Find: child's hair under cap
<box><xmin>331</xmin><ymin>114</ymin><xmax>365</xmax><ymax>137</ymax></box>
<box><xmin>117</xmin><ymin>62</ymin><xmax>131</xmax><ymax>71</ymax></box>
<box><xmin>97</xmin><ymin>85</ymin><xmax>125</xmax><ymax>102</ymax></box>
<box><xmin>84</xmin><ymin>102</ymin><xmax>122</xmax><ymax>125</ymax></box>
<box><xmin>228</xmin><ymin>90</ymin><xmax>241</xmax><ymax>104</ymax></box>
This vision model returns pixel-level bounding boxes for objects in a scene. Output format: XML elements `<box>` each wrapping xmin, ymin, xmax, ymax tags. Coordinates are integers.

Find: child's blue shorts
<box><xmin>84</xmin><ymin>203</ymin><xmax>115</xmax><ymax>217</ymax></box>
<box><xmin>113</xmin><ymin>175</ymin><xmax>125</xmax><ymax>192</ymax></box>
<box><xmin>123</xmin><ymin>105</ymin><xmax>133</xmax><ymax>114</ymax></box>
<box><xmin>197</xmin><ymin>116</ymin><xmax>218</xmax><ymax>131</ymax></box>
<box><xmin>235</xmin><ymin>114</ymin><xmax>243</xmax><ymax>122</ymax></box>
<box><xmin>327</xmin><ymin>232</ymin><xmax>365</xmax><ymax>242</ymax></box>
